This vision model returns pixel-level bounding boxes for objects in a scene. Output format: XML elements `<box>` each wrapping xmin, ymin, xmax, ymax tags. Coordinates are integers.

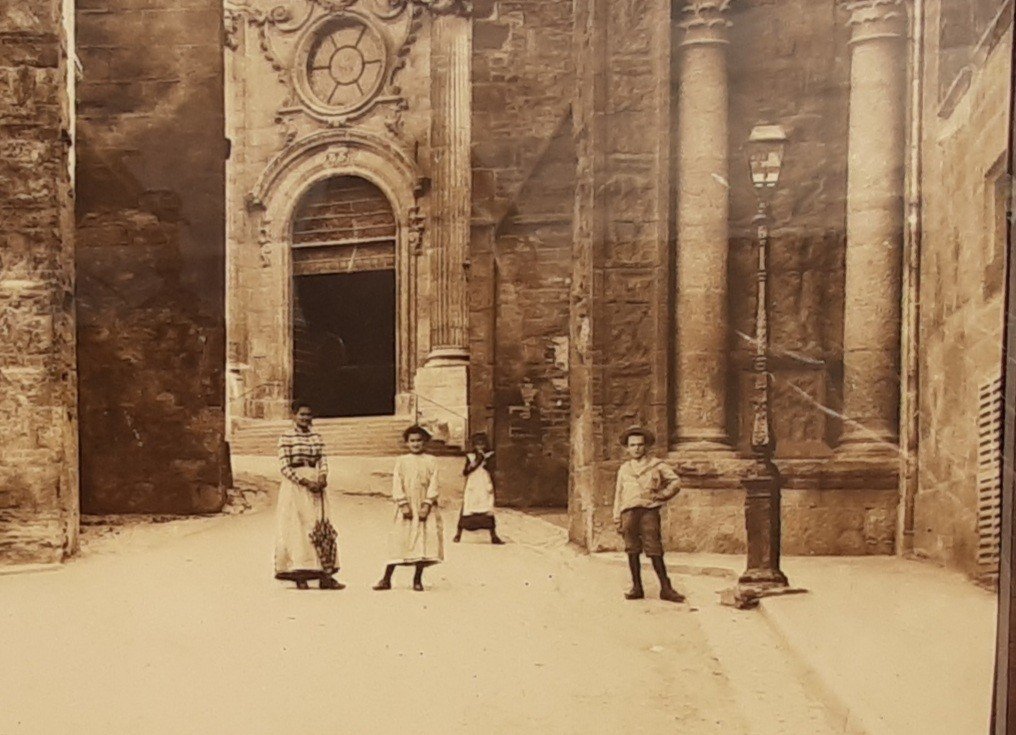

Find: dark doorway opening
<box><xmin>293</xmin><ymin>269</ymin><xmax>396</xmax><ymax>417</ymax></box>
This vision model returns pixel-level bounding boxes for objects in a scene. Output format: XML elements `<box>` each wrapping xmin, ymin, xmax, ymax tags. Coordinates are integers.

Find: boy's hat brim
<box><xmin>619</xmin><ymin>426</ymin><xmax>655</xmax><ymax>447</ymax></box>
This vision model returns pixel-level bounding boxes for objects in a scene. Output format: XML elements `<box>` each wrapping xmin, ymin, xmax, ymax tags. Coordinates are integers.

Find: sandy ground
<box><xmin>0</xmin><ymin>496</ymin><xmax>838</xmax><ymax>735</ymax></box>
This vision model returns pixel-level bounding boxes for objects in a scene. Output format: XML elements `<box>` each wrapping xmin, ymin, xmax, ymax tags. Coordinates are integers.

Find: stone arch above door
<box><xmin>242</xmin><ymin>130</ymin><xmax>426</xmax><ymax>417</ymax></box>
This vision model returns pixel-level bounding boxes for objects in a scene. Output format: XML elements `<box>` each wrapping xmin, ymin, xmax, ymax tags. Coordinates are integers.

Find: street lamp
<box><xmin>723</xmin><ymin>124</ymin><xmax>804</xmax><ymax>608</ymax></box>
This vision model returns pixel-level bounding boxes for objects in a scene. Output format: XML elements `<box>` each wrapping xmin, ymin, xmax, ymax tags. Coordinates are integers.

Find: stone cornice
<box><xmin>677</xmin><ymin>0</ymin><xmax>731</xmax><ymax>46</ymax></box>
<box><xmin>841</xmin><ymin>0</ymin><xmax>909</xmax><ymax>43</ymax></box>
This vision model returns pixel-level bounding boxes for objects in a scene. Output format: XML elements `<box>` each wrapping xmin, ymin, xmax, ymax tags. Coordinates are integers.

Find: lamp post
<box><xmin>724</xmin><ymin>124</ymin><xmax>803</xmax><ymax>607</ymax></box>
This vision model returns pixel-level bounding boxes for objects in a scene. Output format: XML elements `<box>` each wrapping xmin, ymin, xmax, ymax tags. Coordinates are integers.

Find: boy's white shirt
<box><xmin>613</xmin><ymin>456</ymin><xmax>680</xmax><ymax>521</ymax></box>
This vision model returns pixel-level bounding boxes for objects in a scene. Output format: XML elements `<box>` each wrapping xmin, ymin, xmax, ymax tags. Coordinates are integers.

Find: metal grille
<box><xmin>977</xmin><ymin>375</ymin><xmax>1004</xmax><ymax>579</ymax></box>
<box><xmin>292</xmin><ymin>175</ymin><xmax>396</xmax><ymax>247</ymax></box>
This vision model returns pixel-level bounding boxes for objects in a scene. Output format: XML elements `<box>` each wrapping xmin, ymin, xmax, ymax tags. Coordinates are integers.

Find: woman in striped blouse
<box><xmin>274</xmin><ymin>400</ymin><xmax>344</xmax><ymax>590</ymax></box>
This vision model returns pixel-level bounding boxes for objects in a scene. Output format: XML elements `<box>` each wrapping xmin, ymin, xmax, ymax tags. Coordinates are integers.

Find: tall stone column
<box><xmin>840</xmin><ymin>0</ymin><xmax>908</xmax><ymax>452</ymax></box>
<box><xmin>428</xmin><ymin>8</ymin><xmax>471</xmax><ymax>361</ymax></box>
<box><xmin>672</xmin><ymin>0</ymin><xmax>733</xmax><ymax>454</ymax></box>
<box><xmin>415</xmin><ymin>3</ymin><xmax>471</xmax><ymax>446</ymax></box>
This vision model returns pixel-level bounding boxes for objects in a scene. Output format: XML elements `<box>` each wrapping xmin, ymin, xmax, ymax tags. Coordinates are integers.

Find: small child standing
<box><xmin>373</xmin><ymin>425</ymin><xmax>444</xmax><ymax>592</ymax></box>
<box><xmin>454</xmin><ymin>432</ymin><xmax>504</xmax><ymax>545</ymax></box>
<box><xmin>612</xmin><ymin>425</ymin><xmax>684</xmax><ymax>603</ymax></box>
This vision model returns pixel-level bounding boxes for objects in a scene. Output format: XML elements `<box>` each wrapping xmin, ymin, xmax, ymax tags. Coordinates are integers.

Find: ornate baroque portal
<box><xmin>242</xmin><ymin>130</ymin><xmax>425</xmax><ymax>420</ymax></box>
<box><xmin>226</xmin><ymin>0</ymin><xmax>471</xmax><ymax>443</ymax></box>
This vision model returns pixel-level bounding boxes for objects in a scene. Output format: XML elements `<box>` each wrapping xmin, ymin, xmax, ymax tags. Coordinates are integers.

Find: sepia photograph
<box><xmin>1</xmin><ymin>0</ymin><xmax>1015</xmax><ymax>732</ymax></box>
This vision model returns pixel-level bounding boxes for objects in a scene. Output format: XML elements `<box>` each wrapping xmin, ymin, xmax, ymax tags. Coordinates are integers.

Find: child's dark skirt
<box><xmin>458</xmin><ymin>512</ymin><xmax>496</xmax><ymax>531</ymax></box>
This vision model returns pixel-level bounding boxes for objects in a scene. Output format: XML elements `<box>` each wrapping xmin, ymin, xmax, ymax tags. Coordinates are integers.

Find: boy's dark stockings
<box><xmin>650</xmin><ymin>555</ymin><xmax>686</xmax><ymax>603</ymax></box>
<box><xmin>626</xmin><ymin>553</ymin><xmax>685</xmax><ymax>603</ymax></box>
<box><xmin>412</xmin><ymin>563</ymin><xmax>425</xmax><ymax>591</ymax></box>
<box><xmin>625</xmin><ymin>553</ymin><xmax>644</xmax><ymax>599</ymax></box>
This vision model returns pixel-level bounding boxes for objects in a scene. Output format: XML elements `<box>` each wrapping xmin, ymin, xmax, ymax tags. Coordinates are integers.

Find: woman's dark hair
<box><xmin>402</xmin><ymin>424</ymin><xmax>432</xmax><ymax>442</ymax></box>
<box><xmin>291</xmin><ymin>399</ymin><xmax>313</xmax><ymax>414</ymax></box>
<box><xmin>470</xmin><ymin>432</ymin><xmax>490</xmax><ymax>447</ymax></box>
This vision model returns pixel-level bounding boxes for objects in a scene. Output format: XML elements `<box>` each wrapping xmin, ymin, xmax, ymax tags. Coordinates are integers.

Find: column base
<box><xmin>835</xmin><ymin>437</ymin><xmax>899</xmax><ymax>459</ymax></box>
<box><xmin>413</xmin><ymin>359</ymin><xmax>468</xmax><ymax>448</ymax></box>
<box><xmin>738</xmin><ymin>566</ymin><xmax>789</xmax><ymax>588</ymax></box>
<box><xmin>668</xmin><ymin>441</ymin><xmax>738</xmax><ymax>463</ymax></box>
<box><xmin>425</xmin><ymin>347</ymin><xmax>469</xmax><ymax>367</ymax></box>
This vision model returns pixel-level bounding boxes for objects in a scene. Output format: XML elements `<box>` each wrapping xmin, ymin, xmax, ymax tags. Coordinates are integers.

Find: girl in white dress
<box><xmin>454</xmin><ymin>432</ymin><xmax>504</xmax><ymax>544</ymax></box>
<box><xmin>373</xmin><ymin>425</ymin><xmax>444</xmax><ymax>592</ymax></box>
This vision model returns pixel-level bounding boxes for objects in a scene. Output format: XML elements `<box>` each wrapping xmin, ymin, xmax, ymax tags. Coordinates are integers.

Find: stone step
<box><xmin>229</xmin><ymin>416</ymin><xmax>462</xmax><ymax>457</ymax></box>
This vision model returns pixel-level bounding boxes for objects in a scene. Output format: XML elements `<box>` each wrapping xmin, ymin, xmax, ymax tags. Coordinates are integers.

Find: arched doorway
<box><xmin>290</xmin><ymin>175</ymin><xmax>397</xmax><ymax>417</ymax></box>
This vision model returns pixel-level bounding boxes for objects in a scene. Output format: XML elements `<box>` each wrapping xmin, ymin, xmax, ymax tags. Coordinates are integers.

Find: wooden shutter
<box><xmin>977</xmin><ymin>375</ymin><xmax>1004</xmax><ymax>581</ymax></box>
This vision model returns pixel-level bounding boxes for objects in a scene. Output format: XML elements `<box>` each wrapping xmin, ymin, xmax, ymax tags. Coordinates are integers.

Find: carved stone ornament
<box><xmin>407</xmin><ymin>204</ymin><xmax>425</xmax><ymax>254</ymax></box>
<box><xmin>223</xmin><ymin>0</ymin><xmax>427</xmax><ymax>125</ymax></box>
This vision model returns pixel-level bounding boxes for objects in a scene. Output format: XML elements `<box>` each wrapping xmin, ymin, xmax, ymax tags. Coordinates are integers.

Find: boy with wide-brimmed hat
<box><xmin>613</xmin><ymin>425</ymin><xmax>685</xmax><ymax>603</ymax></box>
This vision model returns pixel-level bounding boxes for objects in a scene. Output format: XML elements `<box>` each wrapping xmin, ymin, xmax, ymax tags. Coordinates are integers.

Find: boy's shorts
<box><xmin>620</xmin><ymin>507</ymin><xmax>663</xmax><ymax>556</ymax></box>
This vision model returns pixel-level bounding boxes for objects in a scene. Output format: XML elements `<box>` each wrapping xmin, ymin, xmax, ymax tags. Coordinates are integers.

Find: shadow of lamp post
<box><xmin>721</xmin><ymin>123</ymin><xmax>807</xmax><ymax>609</ymax></box>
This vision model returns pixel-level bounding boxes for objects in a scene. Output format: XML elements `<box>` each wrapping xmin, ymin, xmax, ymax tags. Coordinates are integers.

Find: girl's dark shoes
<box><xmin>490</xmin><ymin>534</ymin><xmax>505</xmax><ymax>545</ymax></box>
<box><xmin>413</xmin><ymin>581</ymin><xmax>425</xmax><ymax>592</ymax></box>
<box><xmin>624</xmin><ymin>587</ymin><xmax>645</xmax><ymax>600</ymax></box>
<box><xmin>295</xmin><ymin>580</ymin><xmax>310</xmax><ymax>590</ymax></box>
<box><xmin>319</xmin><ymin>576</ymin><xmax>345</xmax><ymax>590</ymax></box>
<box><xmin>372</xmin><ymin>579</ymin><xmax>392</xmax><ymax>591</ymax></box>
<box><xmin>453</xmin><ymin>534</ymin><xmax>462</xmax><ymax>543</ymax></box>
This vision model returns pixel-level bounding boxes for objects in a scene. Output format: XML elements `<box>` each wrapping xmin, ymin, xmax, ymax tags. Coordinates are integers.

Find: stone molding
<box><xmin>246</xmin><ymin>127</ymin><xmax>423</xmax><ymax>215</ymax></box>
<box><xmin>672</xmin><ymin>454</ymin><xmax>900</xmax><ymax>491</ymax></box>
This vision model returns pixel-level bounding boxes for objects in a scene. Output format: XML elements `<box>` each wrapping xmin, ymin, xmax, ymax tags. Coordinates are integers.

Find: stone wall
<box><xmin>75</xmin><ymin>0</ymin><xmax>228</xmax><ymax>513</ymax></box>
<box><xmin>469</xmin><ymin>0</ymin><xmax>575</xmax><ymax>507</ymax></box>
<box><xmin>914</xmin><ymin>0</ymin><xmax>1011</xmax><ymax>575</ymax></box>
<box><xmin>0</xmin><ymin>0</ymin><xmax>78</xmax><ymax>561</ymax></box>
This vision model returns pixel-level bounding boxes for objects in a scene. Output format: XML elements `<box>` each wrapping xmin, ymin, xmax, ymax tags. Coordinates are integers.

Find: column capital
<box><xmin>677</xmin><ymin>0</ymin><xmax>732</xmax><ymax>47</ymax></box>
<box><xmin>840</xmin><ymin>0</ymin><xmax>909</xmax><ymax>44</ymax></box>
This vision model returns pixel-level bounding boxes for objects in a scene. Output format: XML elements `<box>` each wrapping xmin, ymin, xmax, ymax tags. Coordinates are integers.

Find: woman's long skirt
<box><xmin>274</xmin><ymin>468</ymin><xmax>340</xmax><ymax>581</ymax></box>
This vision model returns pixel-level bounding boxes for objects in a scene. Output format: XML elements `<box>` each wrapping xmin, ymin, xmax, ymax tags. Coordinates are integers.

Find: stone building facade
<box><xmin>907</xmin><ymin>0</ymin><xmax>1013</xmax><ymax>578</ymax></box>
<box><xmin>222</xmin><ymin>0</ymin><xmax>1013</xmax><ymax>566</ymax></box>
<box><xmin>1</xmin><ymin>0</ymin><xmax>1011</xmax><ymax>575</ymax></box>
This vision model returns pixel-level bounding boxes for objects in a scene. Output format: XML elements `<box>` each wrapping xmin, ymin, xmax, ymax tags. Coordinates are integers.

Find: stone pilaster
<box><xmin>415</xmin><ymin>7</ymin><xmax>472</xmax><ymax>446</ymax></box>
<box><xmin>570</xmin><ymin>0</ymin><xmax>672</xmax><ymax>550</ymax></box>
<box><xmin>672</xmin><ymin>0</ymin><xmax>733</xmax><ymax>454</ymax></box>
<box><xmin>839</xmin><ymin>0</ymin><xmax>908</xmax><ymax>452</ymax></box>
<box><xmin>0</xmin><ymin>0</ymin><xmax>79</xmax><ymax>562</ymax></box>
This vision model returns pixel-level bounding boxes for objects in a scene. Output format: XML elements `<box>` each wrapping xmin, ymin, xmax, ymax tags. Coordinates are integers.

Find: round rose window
<box><xmin>299</xmin><ymin>16</ymin><xmax>388</xmax><ymax>116</ymax></box>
